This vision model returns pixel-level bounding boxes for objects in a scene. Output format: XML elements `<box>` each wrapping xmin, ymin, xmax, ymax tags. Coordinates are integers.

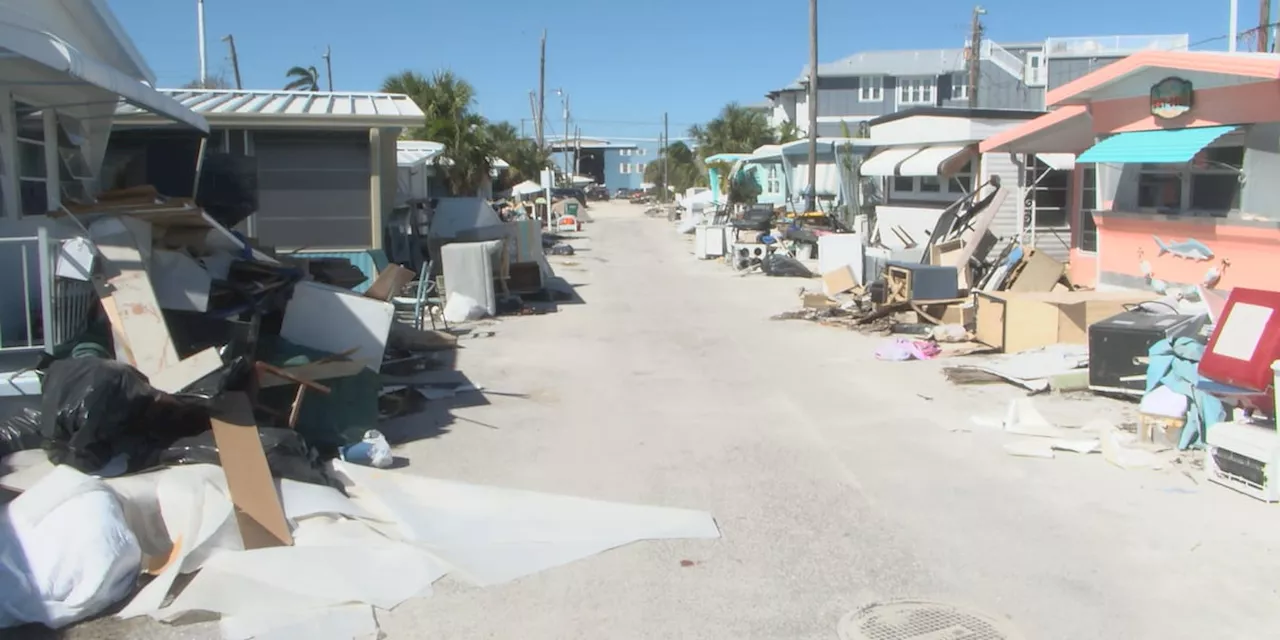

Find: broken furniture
<box><xmin>974</xmin><ymin>290</ymin><xmax>1157</xmax><ymax>353</ymax></box>
<box><xmin>1205</xmin><ymin>419</ymin><xmax>1280</xmax><ymax>502</ymax></box>
<box><xmin>1196</xmin><ymin>287</ymin><xmax>1280</xmax><ymax>417</ymax></box>
<box><xmin>884</xmin><ymin>262</ymin><xmax>959</xmax><ymax>304</ymax></box>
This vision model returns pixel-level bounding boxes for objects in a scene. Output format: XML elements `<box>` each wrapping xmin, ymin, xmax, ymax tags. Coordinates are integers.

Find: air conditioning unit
<box><xmin>1205</xmin><ymin>421</ymin><xmax>1280</xmax><ymax>502</ymax></box>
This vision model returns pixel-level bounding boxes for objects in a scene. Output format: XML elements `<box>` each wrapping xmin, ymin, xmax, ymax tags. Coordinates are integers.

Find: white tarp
<box><xmin>791</xmin><ymin>162</ymin><xmax>842</xmax><ymax>197</ymax></box>
<box><xmin>0</xmin><ymin>458</ymin><xmax>720</xmax><ymax>633</ymax></box>
<box><xmin>428</xmin><ymin>197</ymin><xmax>503</xmax><ymax>240</ymax></box>
<box><xmin>511</xmin><ymin>180</ymin><xmax>543</xmax><ymax>196</ymax></box>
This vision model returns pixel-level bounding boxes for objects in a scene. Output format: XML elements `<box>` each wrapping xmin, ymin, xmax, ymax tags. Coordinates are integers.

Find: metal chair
<box><xmin>411</xmin><ymin>261</ymin><xmax>449</xmax><ymax>331</ymax></box>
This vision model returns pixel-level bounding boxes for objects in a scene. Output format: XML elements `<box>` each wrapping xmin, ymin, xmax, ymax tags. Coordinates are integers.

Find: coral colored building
<box><xmin>980</xmin><ymin>51</ymin><xmax>1280</xmax><ymax>296</ymax></box>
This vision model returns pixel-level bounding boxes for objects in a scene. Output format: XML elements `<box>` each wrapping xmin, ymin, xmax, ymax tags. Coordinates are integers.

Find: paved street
<box><xmin>64</xmin><ymin>201</ymin><xmax>1280</xmax><ymax>640</ymax></box>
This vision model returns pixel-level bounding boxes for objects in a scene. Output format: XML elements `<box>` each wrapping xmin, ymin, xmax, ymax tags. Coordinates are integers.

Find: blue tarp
<box><xmin>1145</xmin><ymin>337</ymin><xmax>1227</xmax><ymax>449</ymax></box>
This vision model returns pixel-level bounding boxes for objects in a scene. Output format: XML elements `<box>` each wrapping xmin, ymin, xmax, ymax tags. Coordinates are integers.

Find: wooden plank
<box><xmin>257</xmin><ymin>359</ymin><xmax>364</xmax><ymax>389</ymax></box>
<box><xmin>210</xmin><ymin>392</ymin><xmax>293</xmax><ymax>549</ymax></box>
<box><xmin>92</xmin><ymin>217</ymin><xmax>178</xmax><ymax>377</ymax></box>
<box><xmin>148</xmin><ymin>347</ymin><xmax>223</xmax><ymax>394</ymax></box>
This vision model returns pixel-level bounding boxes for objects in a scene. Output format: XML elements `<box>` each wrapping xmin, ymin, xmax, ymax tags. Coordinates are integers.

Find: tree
<box><xmin>645</xmin><ymin>141</ymin><xmax>703</xmax><ymax>195</ymax></box>
<box><xmin>688</xmin><ymin>103</ymin><xmax>778</xmax><ymax>160</ymax></box>
<box><xmin>284</xmin><ymin>65</ymin><xmax>320</xmax><ymax>91</ymax></box>
<box><xmin>777</xmin><ymin>120</ymin><xmax>801</xmax><ymax>144</ymax></box>
<box><xmin>182</xmin><ymin>73</ymin><xmax>232</xmax><ymax>90</ymax></box>
<box><xmin>382</xmin><ymin>69</ymin><xmax>495</xmax><ymax>196</ymax></box>
<box><xmin>486</xmin><ymin>121</ymin><xmax>550</xmax><ymax>185</ymax></box>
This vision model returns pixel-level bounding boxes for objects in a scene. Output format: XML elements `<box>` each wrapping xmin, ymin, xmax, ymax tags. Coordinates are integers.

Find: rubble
<box><xmin>0</xmin><ymin>186</ymin><xmax>720</xmax><ymax>636</ymax></box>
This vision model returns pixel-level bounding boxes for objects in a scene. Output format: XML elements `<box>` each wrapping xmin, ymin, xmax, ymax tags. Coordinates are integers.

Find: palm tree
<box><xmin>485</xmin><ymin>121</ymin><xmax>550</xmax><ymax>185</ymax></box>
<box><xmin>284</xmin><ymin>65</ymin><xmax>320</xmax><ymax>91</ymax></box>
<box><xmin>777</xmin><ymin>120</ymin><xmax>801</xmax><ymax>144</ymax></box>
<box><xmin>383</xmin><ymin>69</ymin><xmax>495</xmax><ymax>195</ymax></box>
<box><xmin>689</xmin><ymin>103</ymin><xmax>778</xmax><ymax>160</ymax></box>
<box><xmin>645</xmin><ymin>141</ymin><xmax>703</xmax><ymax>194</ymax></box>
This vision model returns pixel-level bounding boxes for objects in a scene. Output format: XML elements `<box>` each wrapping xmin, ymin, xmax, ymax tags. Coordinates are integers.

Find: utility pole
<box><xmin>1230</xmin><ymin>0</ymin><xmax>1240</xmax><ymax>51</ymax></box>
<box><xmin>222</xmin><ymin>35</ymin><xmax>242</xmax><ymax>89</ymax></box>
<box><xmin>322</xmin><ymin>46</ymin><xmax>333</xmax><ymax>91</ymax></box>
<box><xmin>197</xmin><ymin>0</ymin><xmax>207</xmax><ymax>85</ymax></box>
<box><xmin>537</xmin><ymin>30</ymin><xmax>547</xmax><ymax>149</ymax></box>
<box><xmin>663</xmin><ymin>112</ymin><xmax>670</xmax><ymax>203</ymax></box>
<box><xmin>574</xmin><ymin>126</ymin><xmax>581</xmax><ymax>175</ymax></box>
<box><xmin>804</xmin><ymin>0</ymin><xmax>818</xmax><ymax>213</ymax></box>
<box><xmin>1259</xmin><ymin>0</ymin><xmax>1272</xmax><ymax>52</ymax></box>
<box><xmin>968</xmin><ymin>5</ymin><xmax>985</xmax><ymax>108</ymax></box>
<box><xmin>561</xmin><ymin>92</ymin><xmax>571</xmax><ymax>185</ymax></box>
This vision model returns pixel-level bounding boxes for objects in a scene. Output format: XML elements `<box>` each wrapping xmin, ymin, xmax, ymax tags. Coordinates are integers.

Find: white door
<box><xmin>1025</xmin><ymin>52</ymin><xmax>1046</xmax><ymax>86</ymax></box>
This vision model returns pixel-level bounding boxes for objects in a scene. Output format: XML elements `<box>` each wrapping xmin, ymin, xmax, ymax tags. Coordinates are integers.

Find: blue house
<box><xmin>549</xmin><ymin>137</ymin><xmax>652</xmax><ymax>193</ymax></box>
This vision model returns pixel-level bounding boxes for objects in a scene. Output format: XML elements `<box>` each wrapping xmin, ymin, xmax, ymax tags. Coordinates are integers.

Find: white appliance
<box><xmin>1205</xmin><ymin>420</ymin><xmax>1280</xmax><ymax>502</ymax></box>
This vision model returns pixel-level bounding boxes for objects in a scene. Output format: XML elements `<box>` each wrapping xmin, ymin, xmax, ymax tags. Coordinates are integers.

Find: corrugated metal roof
<box><xmin>116</xmin><ymin>89</ymin><xmax>426</xmax><ymax>128</ymax></box>
<box><xmin>1076</xmin><ymin>126</ymin><xmax>1235</xmax><ymax>164</ymax></box>
<box><xmin>807</xmin><ymin>48</ymin><xmax>967</xmax><ymax>79</ymax></box>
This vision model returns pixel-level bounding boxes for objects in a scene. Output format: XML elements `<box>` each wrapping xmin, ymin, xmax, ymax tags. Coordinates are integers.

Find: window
<box><xmin>1077</xmin><ymin>166</ymin><xmax>1099</xmax><ymax>252</ymax></box>
<box><xmin>858</xmin><ymin>76</ymin><xmax>883</xmax><ymax>102</ymax></box>
<box><xmin>889</xmin><ymin>159</ymin><xmax>974</xmax><ymax>200</ymax></box>
<box><xmin>766</xmin><ymin>166</ymin><xmax>781</xmax><ymax>193</ymax></box>
<box><xmin>897</xmin><ymin>76</ymin><xmax>935</xmax><ymax>105</ymax></box>
<box><xmin>1136</xmin><ymin>145</ymin><xmax>1243</xmax><ymax>216</ymax></box>
<box><xmin>620</xmin><ymin>163</ymin><xmax>630</xmax><ymax>174</ymax></box>
<box><xmin>15</xmin><ymin>103</ymin><xmax>47</xmax><ymax>216</ymax></box>
<box><xmin>635</xmin><ymin>162</ymin><xmax>645</xmax><ymax>174</ymax></box>
<box><xmin>1024</xmin><ymin>157</ymin><xmax>1071</xmax><ymax>229</ymax></box>
<box><xmin>950</xmin><ymin>72</ymin><xmax>968</xmax><ymax>101</ymax></box>
<box><xmin>637</xmin><ymin>148</ymin><xmax>646</xmax><ymax>156</ymax></box>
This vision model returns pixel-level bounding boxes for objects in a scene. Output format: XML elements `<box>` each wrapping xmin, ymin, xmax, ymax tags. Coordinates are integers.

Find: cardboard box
<box><xmin>822</xmin><ymin>265</ymin><xmax>858</xmax><ymax>296</ymax></box>
<box><xmin>1007</xmin><ymin>249</ymin><xmax>1065</xmax><ymax>293</ymax></box>
<box><xmin>929</xmin><ymin>239</ymin><xmax>971</xmax><ymax>289</ymax></box>
<box><xmin>974</xmin><ymin>290</ymin><xmax>1156</xmax><ymax>353</ymax></box>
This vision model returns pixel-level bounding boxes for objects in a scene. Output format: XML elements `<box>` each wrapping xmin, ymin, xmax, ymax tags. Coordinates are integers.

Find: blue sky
<box><xmin>111</xmin><ymin>0</ymin><xmax>1234</xmax><ymax>142</ymax></box>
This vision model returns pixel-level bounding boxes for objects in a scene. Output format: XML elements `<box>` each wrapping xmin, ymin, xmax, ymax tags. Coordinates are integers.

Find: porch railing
<box><xmin>0</xmin><ymin>227</ymin><xmax>95</xmax><ymax>354</ymax></box>
<box><xmin>1044</xmin><ymin>35</ymin><xmax>1189</xmax><ymax>58</ymax></box>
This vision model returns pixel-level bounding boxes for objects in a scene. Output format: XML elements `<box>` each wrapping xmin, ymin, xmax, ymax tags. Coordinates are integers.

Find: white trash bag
<box><xmin>0</xmin><ymin>465</ymin><xmax>142</xmax><ymax>629</ymax></box>
<box><xmin>442</xmin><ymin>292</ymin><xmax>488</xmax><ymax>324</ymax></box>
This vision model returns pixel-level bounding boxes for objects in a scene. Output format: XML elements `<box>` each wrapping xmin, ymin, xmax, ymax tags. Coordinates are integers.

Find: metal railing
<box><xmin>980</xmin><ymin>40</ymin><xmax>1025</xmax><ymax>78</ymax></box>
<box><xmin>0</xmin><ymin>227</ymin><xmax>94</xmax><ymax>354</ymax></box>
<box><xmin>1044</xmin><ymin>35</ymin><xmax>1189</xmax><ymax>58</ymax></box>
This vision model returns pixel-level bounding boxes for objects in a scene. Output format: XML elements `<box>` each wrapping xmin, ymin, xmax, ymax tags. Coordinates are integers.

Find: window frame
<box><xmin>1076</xmin><ymin>165</ymin><xmax>1099</xmax><ymax>254</ymax></box>
<box><xmin>766</xmin><ymin>165</ymin><xmax>781</xmax><ymax>193</ymax></box>
<box><xmin>897</xmin><ymin>76</ymin><xmax>936</xmax><ymax>106</ymax></box>
<box><xmin>888</xmin><ymin>159</ymin><xmax>974</xmax><ymax>201</ymax></box>
<box><xmin>950</xmin><ymin>72</ymin><xmax>969</xmax><ymax>101</ymax></box>
<box><xmin>619</xmin><ymin>163</ymin><xmax>630</xmax><ymax>174</ymax></box>
<box><xmin>858</xmin><ymin>76</ymin><xmax>884</xmax><ymax>102</ymax></box>
<box><xmin>1134</xmin><ymin>143</ymin><xmax>1243</xmax><ymax>217</ymax></box>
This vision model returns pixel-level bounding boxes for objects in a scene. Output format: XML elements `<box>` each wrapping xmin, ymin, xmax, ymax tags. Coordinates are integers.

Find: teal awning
<box><xmin>1076</xmin><ymin>126</ymin><xmax>1236</xmax><ymax>164</ymax></box>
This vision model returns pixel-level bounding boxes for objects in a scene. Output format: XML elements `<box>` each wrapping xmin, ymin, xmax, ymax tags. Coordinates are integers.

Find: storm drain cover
<box><xmin>837</xmin><ymin>600</ymin><xmax>1022</xmax><ymax>640</ymax></box>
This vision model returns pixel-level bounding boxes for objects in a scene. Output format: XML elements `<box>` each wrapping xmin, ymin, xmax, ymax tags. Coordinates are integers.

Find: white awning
<box><xmin>859</xmin><ymin>146</ymin><xmax>921</xmax><ymax>176</ymax></box>
<box><xmin>898</xmin><ymin>145</ymin><xmax>970</xmax><ymax>177</ymax></box>
<box><xmin>0</xmin><ymin>17</ymin><xmax>208</xmax><ymax>132</ymax></box>
<box><xmin>1036</xmin><ymin>153</ymin><xmax>1076</xmax><ymax>171</ymax></box>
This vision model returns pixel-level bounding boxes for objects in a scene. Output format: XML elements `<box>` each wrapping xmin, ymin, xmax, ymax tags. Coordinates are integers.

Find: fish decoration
<box><xmin>1146</xmin><ymin>275</ymin><xmax>1169</xmax><ymax>295</ymax></box>
<box><xmin>1153</xmin><ymin>236</ymin><xmax>1214</xmax><ymax>261</ymax></box>
<box><xmin>1178</xmin><ymin>285</ymin><xmax>1201</xmax><ymax>302</ymax></box>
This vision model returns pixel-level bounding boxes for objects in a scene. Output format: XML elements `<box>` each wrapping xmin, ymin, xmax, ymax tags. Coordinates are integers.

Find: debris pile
<box><xmin>0</xmin><ymin>187</ymin><xmax>718</xmax><ymax>636</ymax></box>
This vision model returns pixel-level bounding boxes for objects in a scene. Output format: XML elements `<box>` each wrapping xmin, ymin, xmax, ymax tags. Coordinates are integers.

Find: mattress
<box><xmin>440</xmin><ymin>240</ymin><xmax>503</xmax><ymax>315</ymax></box>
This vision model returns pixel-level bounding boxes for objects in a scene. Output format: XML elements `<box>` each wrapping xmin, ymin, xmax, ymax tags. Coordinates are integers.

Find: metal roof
<box><xmin>397</xmin><ymin>140</ymin><xmax>445</xmax><ymax>167</ymax></box>
<box><xmin>808</xmin><ymin>48</ymin><xmax>967</xmax><ymax>79</ymax></box>
<box><xmin>115</xmin><ymin>89</ymin><xmax>426</xmax><ymax>129</ymax></box>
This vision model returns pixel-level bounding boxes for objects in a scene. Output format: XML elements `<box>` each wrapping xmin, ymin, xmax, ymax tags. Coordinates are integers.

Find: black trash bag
<box><xmin>761</xmin><ymin>253</ymin><xmax>814</xmax><ymax>278</ymax></box>
<box><xmin>40</xmin><ymin>357</ymin><xmax>207</xmax><ymax>472</ymax></box>
<box><xmin>0</xmin><ymin>407</ymin><xmax>43</xmax><ymax>457</ymax></box>
<box><xmin>156</xmin><ymin>427</ymin><xmax>343</xmax><ymax>491</ymax></box>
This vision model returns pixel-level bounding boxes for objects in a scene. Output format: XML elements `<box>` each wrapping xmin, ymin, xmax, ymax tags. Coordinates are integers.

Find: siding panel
<box><xmin>980</xmin><ymin>151</ymin><xmax>1023</xmax><ymax>247</ymax></box>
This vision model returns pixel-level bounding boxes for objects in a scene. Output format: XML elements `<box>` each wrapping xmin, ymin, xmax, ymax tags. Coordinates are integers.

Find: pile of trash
<box><xmin>0</xmin><ymin>187</ymin><xmax>720</xmax><ymax>636</ymax></box>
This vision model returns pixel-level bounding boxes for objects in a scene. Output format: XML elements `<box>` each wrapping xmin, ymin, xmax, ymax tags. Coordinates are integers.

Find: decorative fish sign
<box><xmin>1153</xmin><ymin>236</ymin><xmax>1214</xmax><ymax>261</ymax></box>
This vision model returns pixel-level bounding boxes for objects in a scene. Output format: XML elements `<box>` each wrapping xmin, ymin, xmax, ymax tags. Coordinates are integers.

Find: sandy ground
<box><xmin>52</xmin><ymin>200</ymin><xmax>1280</xmax><ymax>639</ymax></box>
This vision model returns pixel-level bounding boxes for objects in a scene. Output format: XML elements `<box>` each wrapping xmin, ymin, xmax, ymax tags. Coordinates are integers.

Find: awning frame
<box><xmin>1075</xmin><ymin>125</ymin><xmax>1237</xmax><ymax>165</ymax></box>
<box><xmin>860</xmin><ymin>146</ymin><xmax>922</xmax><ymax>177</ymax></box>
<box><xmin>898</xmin><ymin>144</ymin><xmax>975</xmax><ymax>178</ymax></box>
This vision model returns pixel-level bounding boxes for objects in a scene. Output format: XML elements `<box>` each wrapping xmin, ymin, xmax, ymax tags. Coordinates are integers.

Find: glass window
<box><xmin>919</xmin><ymin>176</ymin><xmax>942</xmax><ymax>192</ymax></box>
<box><xmin>859</xmin><ymin>76</ymin><xmax>883</xmax><ymax>102</ymax></box>
<box><xmin>892</xmin><ymin>176</ymin><xmax>914</xmax><ymax>192</ymax></box>
<box><xmin>951</xmin><ymin>72</ymin><xmax>968</xmax><ymax>100</ymax></box>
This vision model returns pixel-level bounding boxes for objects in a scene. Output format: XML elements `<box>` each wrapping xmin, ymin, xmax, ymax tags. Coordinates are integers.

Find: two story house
<box><xmin>765</xmin><ymin>33</ymin><xmax>1189</xmax><ymax>259</ymax></box>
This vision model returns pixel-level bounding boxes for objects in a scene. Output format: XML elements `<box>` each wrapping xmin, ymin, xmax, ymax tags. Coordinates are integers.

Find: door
<box><xmin>1025</xmin><ymin>52</ymin><xmax>1046</xmax><ymax>87</ymax></box>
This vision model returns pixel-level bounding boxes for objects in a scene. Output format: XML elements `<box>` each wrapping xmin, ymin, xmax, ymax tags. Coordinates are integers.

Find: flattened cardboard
<box><xmin>209</xmin><ymin>392</ymin><xmax>293</xmax><ymax>549</ymax></box>
<box><xmin>364</xmin><ymin>265</ymin><xmax>416</xmax><ymax>301</ymax></box>
<box><xmin>1007</xmin><ymin>250</ymin><xmax>1065</xmax><ymax>293</ymax></box>
<box><xmin>822</xmin><ymin>266</ymin><xmax>858</xmax><ymax>296</ymax></box>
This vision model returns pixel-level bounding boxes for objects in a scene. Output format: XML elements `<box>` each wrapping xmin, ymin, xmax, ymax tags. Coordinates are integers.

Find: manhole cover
<box><xmin>838</xmin><ymin>600</ymin><xmax>1022</xmax><ymax>640</ymax></box>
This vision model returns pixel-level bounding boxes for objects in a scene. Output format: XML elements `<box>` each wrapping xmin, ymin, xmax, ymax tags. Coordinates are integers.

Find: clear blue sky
<box><xmin>111</xmin><ymin>0</ymin><xmax>1233</xmax><ymax>141</ymax></box>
